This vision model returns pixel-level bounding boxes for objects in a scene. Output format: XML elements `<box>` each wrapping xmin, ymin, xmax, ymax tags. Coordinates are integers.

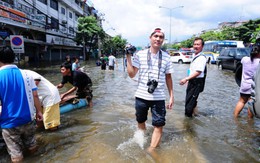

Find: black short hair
<box><xmin>73</xmin><ymin>56</ymin><xmax>79</xmax><ymax>62</ymax></box>
<box><xmin>250</xmin><ymin>45</ymin><xmax>260</xmax><ymax>61</ymax></box>
<box><xmin>0</xmin><ymin>46</ymin><xmax>15</xmax><ymax>63</ymax></box>
<box><xmin>60</xmin><ymin>61</ymin><xmax>72</xmax><ymax>71</ymax></box>
<box><xmin>194</xmin><ymin>37</ymin><xmax>204</xmax><ymax>46</ymax></box>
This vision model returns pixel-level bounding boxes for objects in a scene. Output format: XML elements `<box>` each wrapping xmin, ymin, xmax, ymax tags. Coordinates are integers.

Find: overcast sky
<box><xmin>93</xmin><ymin>0</ymin><xmax>260</xmax><ymax>47</ymax></box>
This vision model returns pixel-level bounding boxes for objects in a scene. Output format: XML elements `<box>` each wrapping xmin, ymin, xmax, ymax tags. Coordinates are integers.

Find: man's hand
<box><xmin>36</xmin><ymin>111</ymin><xmax>43</xmax><ymax>121</ymax></box>
<box><xmin>166</xmin><ymin>97</ymin><xmax>174</xmax><ymax>110</ymax></box>
<box><xmin>180</xmin><ymin>77</ymin><xmax>188</xmax><ymax>85</ymax></box>
<box><xmin>60</xmin><ymin>93</ymin><xmax>66</xmax><ymax>100</ymax></box>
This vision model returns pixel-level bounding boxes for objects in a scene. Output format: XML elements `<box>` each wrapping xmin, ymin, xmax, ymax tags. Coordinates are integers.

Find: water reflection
<box><xmin>1</xmin><ymin>59</ymin><xmax>260</xmax><ymax>162</ymax></box>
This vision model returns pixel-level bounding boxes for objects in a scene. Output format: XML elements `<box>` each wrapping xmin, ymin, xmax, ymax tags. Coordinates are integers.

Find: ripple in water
<box><xmin>117</xmin><ymin>129</ymin><xmax>147</xmax><ymax>150</ymax></box>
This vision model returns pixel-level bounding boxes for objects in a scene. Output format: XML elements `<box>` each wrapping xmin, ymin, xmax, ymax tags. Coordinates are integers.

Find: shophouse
<box><xmin>0</xmin><ymin>0</ymin><xmax>98</xmax><ymax>62</ymax></box>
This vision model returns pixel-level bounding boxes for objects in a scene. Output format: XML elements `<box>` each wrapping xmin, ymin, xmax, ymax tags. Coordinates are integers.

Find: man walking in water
<box><xmin>0</xmin><ymin>46</ymin><xmax>43</xmax><ymax>162</ymax></box>
<box><xmin>125</xmin><ymin>28</ymin><xmax>174</xmax><ymax>151</ymax></box>
<box><xmin>180</xmin><ymin>37</ymin><xmax>207</xmax><ymax>117</ymax></box>
<box><xmin>108</xmin><ymin>53</ymin><xmax>117</xmax><ymax>70</ymax></box>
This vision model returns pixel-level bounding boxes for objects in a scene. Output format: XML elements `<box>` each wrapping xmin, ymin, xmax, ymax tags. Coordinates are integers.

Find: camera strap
<box><xmin>147</xmin><ymin>49</ymin><xmax>162</xmax><ymax>80</ymax></box>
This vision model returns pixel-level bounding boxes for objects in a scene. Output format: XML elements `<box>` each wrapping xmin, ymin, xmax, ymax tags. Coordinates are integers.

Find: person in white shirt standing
<box><xmin>24</xmin><ymin>70</ymin><xmax>61</xmax><ymax>131</ymax></box>
<box><xmin>180</xmin><ymin>37</ymin><xmax>207</xmax><ymax>117</ymax></box>
<box><xmin>108</xmin><ymin>53</ymin><xmax>117</xmax><ymax>70</ymax></box>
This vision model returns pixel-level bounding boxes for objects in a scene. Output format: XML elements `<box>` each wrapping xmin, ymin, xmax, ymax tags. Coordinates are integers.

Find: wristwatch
<box><xmin>185</xmin><ymin>77</ymin><xmax>189</xmax><ymax>81</ymax></box>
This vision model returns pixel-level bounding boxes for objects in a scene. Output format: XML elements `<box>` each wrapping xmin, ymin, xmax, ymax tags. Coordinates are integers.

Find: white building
<box><xmin>0</xmin><ymin>0</ymin><xmax>98</xmax><ymax>62</ymax></box>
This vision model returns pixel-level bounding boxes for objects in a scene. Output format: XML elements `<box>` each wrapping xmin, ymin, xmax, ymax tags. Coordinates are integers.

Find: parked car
<box><xmin>168</xmin><ymin>51</ymin><xmax>193</xmax><ymax>64</ymax></box>
<box><xmin>217</xmin><ymin>47</ymin><xmax>251</xmax><ymax>72</ymax></box>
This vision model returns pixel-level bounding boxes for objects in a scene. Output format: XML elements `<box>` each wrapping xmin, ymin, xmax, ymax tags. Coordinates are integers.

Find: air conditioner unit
<box><xmin>62</xmin><ymin>20</ymin><xmax>67</xmax><ymax>24</ymax></box>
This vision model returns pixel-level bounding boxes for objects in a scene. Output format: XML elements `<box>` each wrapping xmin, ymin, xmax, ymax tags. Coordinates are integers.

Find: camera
<box><xmin>147</xmin><ymin>79</ymin><xmax>158</xmax><ymax>94</ymax></box>
<box><xmin>125</xmin><ymin>44</ymin><xmax>136</xmax><ymax>55</ymax></box>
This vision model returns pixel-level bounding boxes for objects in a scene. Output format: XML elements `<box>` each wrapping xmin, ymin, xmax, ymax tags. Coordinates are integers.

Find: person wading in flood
<box><xmin>179</xmin><ymin>37</ymin><xmax>207</xmax><ymax>117</ymax></box>
<box><xmin>57</xmin><ymin>62</ymin><xmax>93</xmax><ymax>107</ymax></box>
<box><xmin>125</xmin><ymin>28</ymin><xmax>174</xmax><ymax>152</ymax></box>
<box><xmin>0</xmin><ymin>46</ymin><xmax>43</xmax><ymax>162</ymax></box>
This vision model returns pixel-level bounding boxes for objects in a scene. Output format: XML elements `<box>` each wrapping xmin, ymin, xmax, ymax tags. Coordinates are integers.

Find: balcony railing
<box><xmin>58</xmin><ymin>0</ymin><xmax>83</xmax><ymax>15</ymax></box>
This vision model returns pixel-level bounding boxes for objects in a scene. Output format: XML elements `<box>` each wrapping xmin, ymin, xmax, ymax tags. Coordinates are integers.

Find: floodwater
<box><xmin>1</xmin><ymin>58</ymin><xmax>260</xmax><ymax>163</ymax></box>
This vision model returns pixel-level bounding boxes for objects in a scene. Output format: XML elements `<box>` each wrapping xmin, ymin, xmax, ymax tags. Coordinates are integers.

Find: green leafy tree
<box><xmin>180</xmin><ymin>37</ymin><xmax>195</xmax><ymax>48</ymax></box>
<box><xmin>101</xmin><ymin>35</ymin><xmax>127</xmax><ymax>56</ymax></box>
<box><xmin>220</xmin><ymin>26</ymin><xmax>237</xmax><ymax>40</ymax></box>
<box><xmin>200</xmin><ymin>31</ymin><xmax>221</xmax><ymax>41</ymax></box>
<box><xmin>234</xmin><ymin>19</ymin><xmax>260</xmax><ymax>43</ymax></box>
<box><xmin>75</xmin><ymin>16</ymin><xmax>102</xmax><ymax>60</ymax></box>
<box><xmin>251</xmin><ymin>24</ymin><xmax>260</xmax><ymax>43</ymax></box>
<box><xmin>176</xmin><ymin>18</ymin><xmax>260</xmax><ymax>47</ymax></box>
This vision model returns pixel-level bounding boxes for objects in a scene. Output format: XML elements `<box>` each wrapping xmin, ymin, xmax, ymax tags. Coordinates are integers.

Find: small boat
<box><xmin>59</xmin><ymin>95</ymin><xmax>88</xmax><ymax>114</ymax></box>
<box><xmin>60</xmin><ymin>99</ymin><xmax>87</xmax><ymax>114</ymax></box>
<box><xmin>248</xmin><ymin>65</ymin><xmax>260</xmax><ymax>117</ymax></box>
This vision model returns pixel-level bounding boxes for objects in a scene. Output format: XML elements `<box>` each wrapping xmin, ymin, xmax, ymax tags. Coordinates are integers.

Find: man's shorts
<box><xmin>135</xmin><ymin>97</ymin><xmax>166</xmax><ymax>127</ymax></box>
<box><xmin>43</xmin><ymin>103</ymin><xmax>60</xmax><ymax>130</ymax></box>
<box><xmin>76</xmin><ymin>84</ymin><xmax>93</xmax><ymax>101</ymax></box>
<box><xmin>1</xmin><ymin>121</ymin><xmax>36</xmax><ymax>159</ymax></box>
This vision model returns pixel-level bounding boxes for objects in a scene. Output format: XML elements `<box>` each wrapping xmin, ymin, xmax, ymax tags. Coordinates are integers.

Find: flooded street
<box><xmin>1</xmin><ymin>58</ymin><xmax>260</xmax><ymax>163</ymax></box>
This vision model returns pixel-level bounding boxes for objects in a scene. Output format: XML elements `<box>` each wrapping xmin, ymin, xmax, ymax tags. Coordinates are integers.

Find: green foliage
<box><xmin>251</xmin><ymin>24</ymin><xmax>260</xmax><ymax>43</ymax></box>
<box><xmin>200</xmin><ymin>31</ymin><xmax>221</xmax><ymax>41</ymax></box>
<box><xmin>176</xmin><ymin>18</ymin><xmax>260</xmax><ymax>47</ymax></box>
<box><xmin>101</xmin><ymin>35</ymin><xmax>127</xmax><ymax>55</ymax></box>
<box><xmin>179</xmin><ymin>37</ymin><xmax>195</xmax><ymax>48</ymax></box>
<box><xmin>74</xmin><ymin>16</ymin><xmax>103</xmax><ymax>60</ymax></box>
<box><xmin>75</xmin><ymin>16</ymin><xmax>102</xmax><ymax>46</ymax></box>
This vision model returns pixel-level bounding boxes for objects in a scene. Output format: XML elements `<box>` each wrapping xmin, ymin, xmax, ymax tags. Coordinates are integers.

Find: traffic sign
<box><xmin>10</xmin><ymin>35</ymin><xmax>24</xmax><ymax>53</ymax></box>
<box><xmin>0</xmin><ymin>31</ymin><xmax>9</xmax><ymax>40</ymax></box>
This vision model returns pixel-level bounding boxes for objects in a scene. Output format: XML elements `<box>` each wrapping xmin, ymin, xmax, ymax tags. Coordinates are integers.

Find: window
<box><xmin>75</xmin><ymin>0</ymin><xmax>79</xmax><ymax>5</ymax></box>
<box><xmin>173</xmin><ymin>53</ymin><xmax>180</xmax><ymax>57</ymax></box>
<box><xmin>229</xmin><ymin>49</ymin><xmax>235</xmax><ymax>56</ymax></box>
<box><xmin>38</xmin><ymin>0</ymin><xmax>47</xmax><ymax>4</ymax></box>
<box><xmin>75</xmin><ymin>14</ymin><xmax>79</xmax><ymax>21</ymax></box>
<box><xmin>51</xmin><ymin>17</ymin><xmax>59</xmax><ymax>30</ymax></box>
<box><xmin>69</xmin><ymin>27</ymin><xmax>74</xmax><ymax>34</ymax></box>
<box><xmin>238</xmin><ymin>49</ymin><xmax>248</xmax><ymax>56</ymax></box>
<box><xmin>50</xmin><ymin>0</ymin><xmax>58</xmax><ymax>10</ymax></box>
<box><xmin>69</xmin><ymin>12</ymin><xmax>73</xmax><ymax>19</ymax></box>
<box><xmin>61</xmin><ymin>7</ymin><xmax>65</xmax><ymax>15</ymax></box>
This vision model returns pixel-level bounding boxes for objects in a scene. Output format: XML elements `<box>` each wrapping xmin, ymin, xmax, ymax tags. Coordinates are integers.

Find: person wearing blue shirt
<box><xmin>0</xmin><ymin>46</ymin><xmax>43</xmax><ymax>162</ymax></box>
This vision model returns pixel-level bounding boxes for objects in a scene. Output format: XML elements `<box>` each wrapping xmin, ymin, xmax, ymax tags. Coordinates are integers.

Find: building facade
<box><xmin>0</xmin><ymin>0</ymin><xmax>98</xmax><ymax>62</ymax></box>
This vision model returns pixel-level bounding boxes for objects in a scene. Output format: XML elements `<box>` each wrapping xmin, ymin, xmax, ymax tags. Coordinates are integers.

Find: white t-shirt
<box><xmin>189</xmin><ymin>53</ymin><xmax>207</xmax><ymax>78</ymax></box>
<box><xmin>108</xmin><ymin>55</ymin><xmax>116</xmax><ymax>66</ymax></box>
<box><xmin>132</xmin><ymin>49</ymin><xmax>174</xmax><ymax>101</ymax></box>
<box><xmin>23</xmin><ymin>70</ymin><xmax>61</xmax><ymax>107</ymax></box>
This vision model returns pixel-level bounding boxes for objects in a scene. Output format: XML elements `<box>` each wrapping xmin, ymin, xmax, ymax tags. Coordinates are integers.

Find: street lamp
<box><xmin>159</xmin><ymin>5</ymin><xmax>184</xmax><ymax>44</ymax></box>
